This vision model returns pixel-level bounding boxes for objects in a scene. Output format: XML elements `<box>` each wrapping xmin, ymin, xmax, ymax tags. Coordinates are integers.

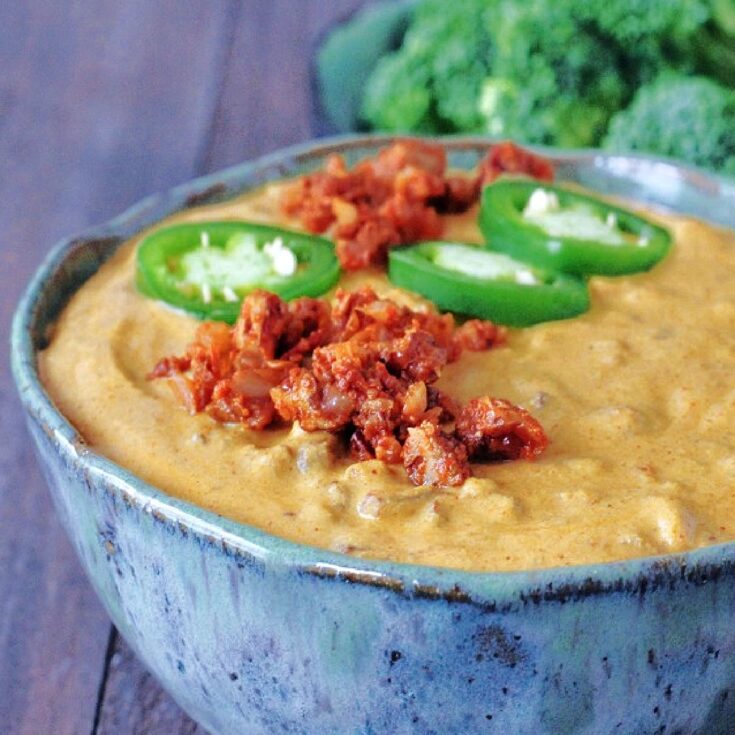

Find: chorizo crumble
<box><xmin>281</xmin><ymin>139</ymin><xmax>555</xmax><ymax>270</ymax></box>
<box><xmin>150</xmin><ymin>141</ymin><xmax>554</xmax><ymax>486</ymax></box>
<box><xmin>150</xmin><ymin>288</ymin><xmax>548</xmax><ymax>487</ymax></box>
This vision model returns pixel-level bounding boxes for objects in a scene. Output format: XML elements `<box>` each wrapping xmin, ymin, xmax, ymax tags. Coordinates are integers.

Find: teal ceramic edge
<box><xmin>11</xmin><ymin>135</ymin><xmax>735</xmax><ymax>734</ymax></box>
<box><xmin>313</xmin><ymin>0</ymin><xmax>417</xmax><ymax>133</ymax></box>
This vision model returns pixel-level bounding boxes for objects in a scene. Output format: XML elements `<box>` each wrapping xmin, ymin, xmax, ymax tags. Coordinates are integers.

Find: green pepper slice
<box><xmin>388</xmin><ymin>241</ymin><xmax>590</xmax><ymax>327</ymax></box>
<box><xmin>136</xmin><ymin>221</ymin><xmax>340</xmax><ymax>322</ymax></box>
<box><xmin>480</xmin><ymin>180</ymin><xmax>672</xmax><ymax>276</ymax></box>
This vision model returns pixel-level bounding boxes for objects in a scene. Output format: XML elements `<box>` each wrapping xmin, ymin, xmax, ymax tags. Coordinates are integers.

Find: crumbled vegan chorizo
<box><xmin>150</xmin><ymin>287</ymin><xmax>547</xmax><ymax>487</ymax></box>
<box><xmin>453</xmin><ymin>319</ymin><xmax>507</xmax><ymax>353</ymax></box>
<box><xmin>478</xmin><ymin>140</ymin><xmax>555</xmax><ymax>187</ymax></box>
<box><xmin>150</xmin><ymin>318</ymin><xmax>292</xmax><ymax>429</ymax></box>
<box><xmin>281</xmin><ymin>139</ymin><xmax>554</xmax><ymax>271</ymax></box>
<box><xmin>455</xmin><ymin>397</ymin><xmax>549</xmax><ymax>461</ymax></box>
<box><xmin>403</xmin><ymin>421</ymin><xmax>470</xmax><ymax>488</ymax></box>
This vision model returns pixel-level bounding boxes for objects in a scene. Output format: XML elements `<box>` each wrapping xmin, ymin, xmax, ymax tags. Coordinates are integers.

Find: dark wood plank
<box><xmin>0</xmin><ymin>1</ymin><xmax>236</xmax><ymax>733</ymax></box>
<box><xmin>0</xmin><ymin>454</ymin><xmax>111</xmax><ymax>735</ymax></box>
<box><xmin>95</xmin><ymin>632</ymin><xmax>202</xmax><ymax>735</ymax></box>
<box><xmin>202</xmin><ymin>0</ymin><xmax>371</xmax><ymax>172</ymax></box>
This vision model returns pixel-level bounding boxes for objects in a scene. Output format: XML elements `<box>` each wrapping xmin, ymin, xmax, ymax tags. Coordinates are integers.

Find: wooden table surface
<box><xmin>1</xmin><ymin>2</ymin><xmax>373</xmax><ymax>732</ymax></box>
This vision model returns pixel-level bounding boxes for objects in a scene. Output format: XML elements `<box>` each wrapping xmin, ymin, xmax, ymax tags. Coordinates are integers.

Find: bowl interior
<box><xmin>11</xmin><ymin>134</ymin><xmax>735</xmax><ymax>602</ymax></box>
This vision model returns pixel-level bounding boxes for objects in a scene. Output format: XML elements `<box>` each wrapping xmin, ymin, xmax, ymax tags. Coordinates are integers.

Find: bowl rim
<box><xmin>12</xmin><ymin>133</ymin><xmax>735</xmax><ymax>606</ymax></box>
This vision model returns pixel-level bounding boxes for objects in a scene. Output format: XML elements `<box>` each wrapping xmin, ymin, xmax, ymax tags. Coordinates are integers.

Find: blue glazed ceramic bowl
<box><xmin>12</xmin><ymin>136</ymin><xmax>735</xmax><ymax>734</ymax></box>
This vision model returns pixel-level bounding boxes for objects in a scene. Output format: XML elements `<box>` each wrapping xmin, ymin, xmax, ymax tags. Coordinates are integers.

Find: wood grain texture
<box><xmin>201</xmin><ymin>0</ymin><xmax>370</xmax><ymax>172</ymax></box>
<box><xmin>1</xmin><ymin>1</ymin><xmax>236</xmax><ymax>732</ymax></box>
<box><xmin>95</xmin><ymin>632</ymin><xmax>203</xmax><ymax>735</ymax></box>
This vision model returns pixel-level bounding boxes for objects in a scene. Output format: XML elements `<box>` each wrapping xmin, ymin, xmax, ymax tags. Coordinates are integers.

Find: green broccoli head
<box><xmin>361</xmin><ymin>51</ymin><xmax>435</xmax><ymax>132</ymax></box>
<box><xmin>567</xmin><ymin>0</ymin><xmax>709</xmax><ymax>43</ymax></box>
<box><xmin>712</xmin><ymin>0</ymin><xmax>735</xmax><ymax>36</ymax></box>
<box><xmin>690</xmin><ymin>0</ymin><xmax>735</xmax><ymax>88</ymax></box>
<box><xmin>361</xmin><ymin>0</ymin><xmax>498</xmax><ymax>133</ymax></box>
<box><xmin>479</xmin><ymin>1</ymin><xmax>628</xmax><ymax>147</ymax></box>
<box><xmin>563</xmin><ymin>0</ymin><xmax>710</xmax><ymax>86</ymax></box>
<box><xmin>603</xmin><ymin>73</ymin><xmax>735</xmax><ymax>175</ymax></box>
<box><xmin>360</xmin><ymin>0</ymin><xmax>731</xmax><ymax>154</ymax></box>
<box><xmin>412</xmin><ymin>0</ymin><xmax>496</xmax><ymax>131</ymax></box>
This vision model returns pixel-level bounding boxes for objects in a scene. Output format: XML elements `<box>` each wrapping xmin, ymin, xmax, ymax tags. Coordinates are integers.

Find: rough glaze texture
<box><xmin>12</xmin><ymin>136</ymin><xmax>735</xmax><ymax>734</ymax></box>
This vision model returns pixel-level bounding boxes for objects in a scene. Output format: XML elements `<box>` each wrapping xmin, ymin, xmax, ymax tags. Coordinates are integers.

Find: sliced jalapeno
<box><xmin>136</xmin><ymin>221</ymin><xmax>340</xmax><ymax>322</ymax></box>
<box><xmin>388</xmin><ymin>241</ymin><xmax>590</xmax><ymax>327</ymax></box>
<box><xmin>480</xmin><ymin>180</ymin><xmax>673</xmax><ymax>276</ymax></box>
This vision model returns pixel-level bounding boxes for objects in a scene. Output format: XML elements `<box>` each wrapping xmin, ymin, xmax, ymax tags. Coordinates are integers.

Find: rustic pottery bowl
<box><xmin>11</xmin><ymin>136</ymin><xmax>735</xmax><ymax>734</ymax></box>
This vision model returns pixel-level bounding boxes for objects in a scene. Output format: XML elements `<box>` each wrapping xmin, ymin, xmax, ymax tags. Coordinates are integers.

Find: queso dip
<box><xmin>39</xmin><ymin>184</ymin><xmax>735</xmax><ymax>572</ymax></box>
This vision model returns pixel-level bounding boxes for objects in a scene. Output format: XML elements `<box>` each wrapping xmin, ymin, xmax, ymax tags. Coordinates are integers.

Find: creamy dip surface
<box><xmin>39</xmin><ymin>184</ymin><xmax>735</xmax><ymax>572</ymax></box>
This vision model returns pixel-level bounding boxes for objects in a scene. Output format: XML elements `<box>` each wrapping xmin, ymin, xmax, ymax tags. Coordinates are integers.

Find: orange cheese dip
<box><xmin>39</xmin><ymin>184</ymin><xmax>735</xmax><ymax>572</ymax></box>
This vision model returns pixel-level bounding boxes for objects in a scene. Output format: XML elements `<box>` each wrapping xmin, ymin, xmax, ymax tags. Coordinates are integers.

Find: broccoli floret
<box><xmin>689</xmin><ymin>0</ymin><xmax>735</xmax><ymax>88</ymax></box>
<box><xmin>413</xmin><ymin>0</ymin><xmax>494</xmax><ymax>131</ymax></box>
<box><xmin>713</xmin><ymin>0</ymin><xmax>735</xmax><ymax>35</ymax></box>
<box><xmin>603</xmin><ymin>73</ymin><xmax>735</xmax><ymax>175</ymax></box>
<box><xmin>562</xmin><ymin>0</ymin><xmax>710</xmax><ymax>86</ymax></box>
<box><xmin>478</xmin><ymin>1</ymin><xmax>628</xmax><ymax>147</ymax></box>
<box><xmin>361</xmin><ymin>51</ymin><xmax>435</xmax><ymax>132</ymax></box>
<box><xmin>360</xmin><ymin>0</ymin><xmax>735</xmax><ymax>153</ymax></box>
<box><xmin>564</xmin><ymin>0</ymin><xmax>709</xmax><ymax>60</ymax></box>
<box><xmin>361</xmin><ymin>0</ymin><xmax>497</xmax><ymax>133</ymax></box>
<box><xmin>567</xmin><ymin>0</ymin><xmax>709</xmax><ymax>43</ymax></box>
